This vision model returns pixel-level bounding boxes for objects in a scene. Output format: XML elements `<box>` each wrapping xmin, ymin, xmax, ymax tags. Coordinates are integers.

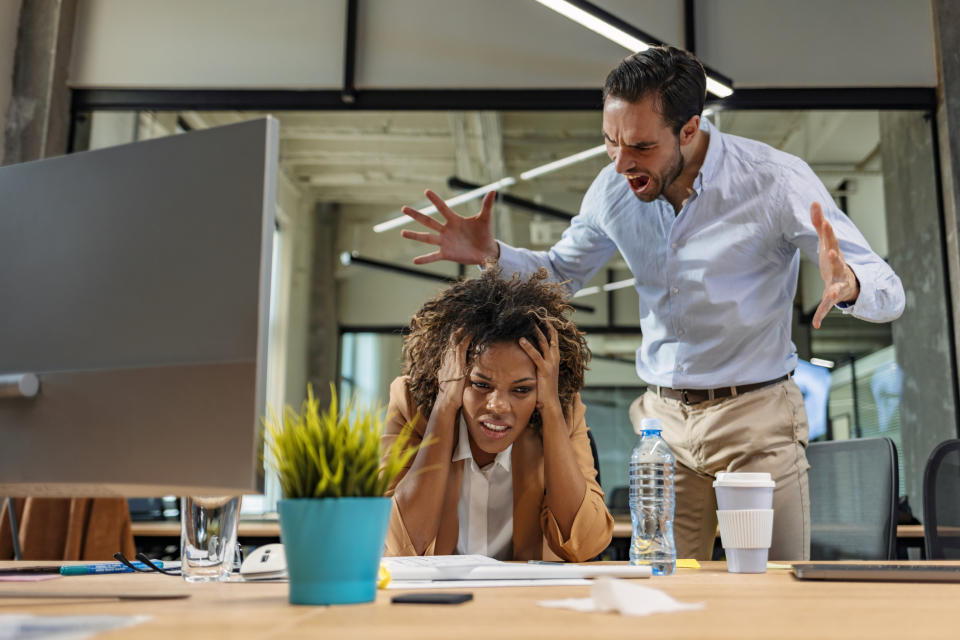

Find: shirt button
<box><xmin>671</xmin><ymin>287</ymin><xmax>679</xmax><ymax>295</ymax></box>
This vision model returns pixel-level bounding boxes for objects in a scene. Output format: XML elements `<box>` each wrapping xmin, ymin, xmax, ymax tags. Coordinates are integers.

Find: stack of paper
<box><xmin>382</xmin><ymin>555</ymin><xmax>652</xmax><ymax>589</ymax></box>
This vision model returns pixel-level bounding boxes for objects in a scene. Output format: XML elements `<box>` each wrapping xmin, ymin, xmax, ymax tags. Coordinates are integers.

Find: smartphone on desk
<box><xmin>391</xmin><ymin>592</ymin><xmax>473</xmax><ymax>605</ymax></box>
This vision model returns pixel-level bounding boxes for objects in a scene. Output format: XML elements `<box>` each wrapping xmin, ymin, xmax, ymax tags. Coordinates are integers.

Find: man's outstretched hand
<box><xmin>400</xmin><ymin>189</ymin><xmax>500</xmax><ymax>265</ymax></box>
<box><xmin>811</xmin><ymin>202</ymin><xmax>860</xmax><ymax>329</ymax></box>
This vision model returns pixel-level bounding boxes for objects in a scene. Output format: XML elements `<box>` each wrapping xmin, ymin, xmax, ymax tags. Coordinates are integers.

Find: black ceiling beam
<box><xmin>342</xmin><ymin>0</ymin><xmax>358</xmax><ymax>104</ymax></box>
<box><xmin>709</xmin><ymin>87</ymin><xmax>936</xmax><ymax>111</ymax></box>
<box><xmin>342</xmin><ymin>252</ymin><xmax>455</xmax><ymax>284</ymax></box>
<box><xmin>71</xmin><ymin>88</ymin><xmax>602</xmax><ymax>112</ymax></box>
<box><xmin>563</xmin><ymin>0</ymin><xmax>732</xmax><ymax>89</ymax></box>
<box><xmin>72</xmin><ymin>87</ymin><xmax>935</xmax><ymax>113</ymax></box>
<box><xmin>684</xmin><ymin>0</ymin><xmax>696</xmax><ymax>54</ymax></box>
<box><xmin>75</xmin><ymin>88</ymin><xmax>574</xmax><ymax>111</ymax></box>
<box><xmin>447</xmin><ymin>177</ymin><xmax>575</xmax><ymax>221</ymax></box>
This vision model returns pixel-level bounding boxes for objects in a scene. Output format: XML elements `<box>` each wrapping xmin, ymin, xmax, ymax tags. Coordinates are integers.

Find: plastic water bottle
<box><xmin>629</xmin><ymin>418</ymin><xmax>676</xmax><ymax>575</ymax></box>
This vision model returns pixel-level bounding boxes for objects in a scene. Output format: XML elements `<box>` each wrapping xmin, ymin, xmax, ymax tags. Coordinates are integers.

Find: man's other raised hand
<box><xmin>811</xmin><ymin>202</ymin><xmax>860</xmax><ymax>329</ymax></box>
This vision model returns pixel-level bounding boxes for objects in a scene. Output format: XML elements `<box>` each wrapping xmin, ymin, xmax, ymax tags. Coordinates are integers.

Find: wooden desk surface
<box><xmin>132</xmin><ymin>520</ymin><xmax>281</xmax><ymax>538</ymax></box>
<box><xmin>3</xmin><ymin>561</ymin><xmax>960</xmax><ymax>639</ymax></box>
<box><xmin>134</xmin><ymin>519</ymin><xmax>927</xmax><ymax>541</ymax></box>
<box><xmin>609</xmin><ymin>518</ymin><xmax>925</xmax><ymax>540</ymax></box>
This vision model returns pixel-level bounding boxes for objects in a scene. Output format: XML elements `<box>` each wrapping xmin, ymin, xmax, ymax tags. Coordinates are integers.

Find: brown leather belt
<box><xmin>655</xmin><ymin>374</ymin><xmax>790</xmax><ymax>406</ymax></box>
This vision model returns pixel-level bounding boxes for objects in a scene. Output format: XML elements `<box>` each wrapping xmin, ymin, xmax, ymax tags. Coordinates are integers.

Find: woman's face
<box><xmin>461</xmin><ymin>340</ymin><xmax>538</xmax><ymax>467</ymax></box>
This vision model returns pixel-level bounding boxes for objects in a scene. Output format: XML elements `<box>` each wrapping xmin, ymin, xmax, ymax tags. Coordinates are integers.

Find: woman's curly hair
<box><xmin>403</xmin><ymin>266</ymin><xmax>591</xmax><ymax>431</ymax></box>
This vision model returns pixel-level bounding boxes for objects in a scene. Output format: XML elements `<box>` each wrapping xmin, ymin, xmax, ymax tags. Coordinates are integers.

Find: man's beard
<box><xmin>634</xmin><ymin>140</ymin><xmax>685</xmax><ymax>202</ymax></box>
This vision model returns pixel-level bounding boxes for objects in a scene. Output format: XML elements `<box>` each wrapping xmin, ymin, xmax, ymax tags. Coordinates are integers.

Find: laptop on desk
<box><xmin>792</xmin><ymin>562</ymin><xmax>960</xmax><ymax>583</ymax></box>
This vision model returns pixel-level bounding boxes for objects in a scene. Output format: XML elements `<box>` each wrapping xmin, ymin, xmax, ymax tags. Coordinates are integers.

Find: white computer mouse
<box><xmin>240</xmin><ymin>543</ymin><xmax>287</xmax><ymax>580</ymax></box>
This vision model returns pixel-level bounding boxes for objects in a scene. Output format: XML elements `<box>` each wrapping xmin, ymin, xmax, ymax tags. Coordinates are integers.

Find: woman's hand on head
<box><xmin>519</xmin><ymin>322</ymin><xmax>561</xmax><ymax>412</ymax></box>
<box><xmin>436</xmin><ymin>328</ymin><xmax>470</xmax><ymax>408</ymax></box>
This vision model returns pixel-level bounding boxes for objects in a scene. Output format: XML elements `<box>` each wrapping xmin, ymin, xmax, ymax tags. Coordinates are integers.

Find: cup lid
<box><xmin>712</xmin><ymin>472</ymin><xmax>775</xmax><ymax>488</ymax></box>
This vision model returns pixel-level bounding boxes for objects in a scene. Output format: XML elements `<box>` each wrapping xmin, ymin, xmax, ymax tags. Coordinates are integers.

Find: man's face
<box><xmin>602</xmin><ymin>95</ymin><xmax>684</xmax><ymax>202</ymax></box>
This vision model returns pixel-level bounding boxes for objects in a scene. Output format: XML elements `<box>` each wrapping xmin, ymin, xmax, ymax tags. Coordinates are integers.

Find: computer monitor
<box><xmin>0</xmin><ymin>117</ymin><xmax>278</xmax><ymax>497</ymax></box>
<box><xmin>794</xmin><ymin>359</ymin><xmax>832</xmax><ymax>441</ymax></box>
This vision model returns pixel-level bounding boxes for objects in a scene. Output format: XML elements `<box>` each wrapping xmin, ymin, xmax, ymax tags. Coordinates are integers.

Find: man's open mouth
<box><xmin>627</xmin><ymin>174</ymin><xmax>651</xmax><ymax>194</ymax></box>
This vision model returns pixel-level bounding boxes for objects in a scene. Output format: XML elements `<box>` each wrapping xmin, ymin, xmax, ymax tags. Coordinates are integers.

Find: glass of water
<box><xmin>180</xmin><ymin>495</ymin><xmax>241</xmax><ymax>582</ymax></box>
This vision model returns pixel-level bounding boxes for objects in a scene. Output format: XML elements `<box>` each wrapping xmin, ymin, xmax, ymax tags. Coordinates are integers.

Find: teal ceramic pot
<box><xmin>278</xmin><ymin>497</ymin><xmax>391</xmax><ymax>605</ymax></box>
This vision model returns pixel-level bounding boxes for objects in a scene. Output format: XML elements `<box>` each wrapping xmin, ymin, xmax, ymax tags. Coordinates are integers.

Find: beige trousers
<box><xmin>629</xmin><ymin>379</ymin><xmax>811</xmax><ymax>561</ymax></box>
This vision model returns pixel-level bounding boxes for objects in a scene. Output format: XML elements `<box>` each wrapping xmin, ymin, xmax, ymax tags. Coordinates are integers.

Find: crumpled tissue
<box><xmin>538</xmin><ymin>577</ymin><xmax>704</xmax><ymax>617</ymax></box>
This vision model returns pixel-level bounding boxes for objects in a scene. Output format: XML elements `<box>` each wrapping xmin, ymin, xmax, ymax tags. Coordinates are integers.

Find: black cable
<box><xmin>5</xmin><ymin>498</ymin><xmax>22</xmax><ymax>561</ymax></box>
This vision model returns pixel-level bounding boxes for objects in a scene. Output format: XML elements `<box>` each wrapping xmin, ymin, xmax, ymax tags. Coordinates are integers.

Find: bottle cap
<box><xmin>639</xmin><ymin>417</ymin><xmax>662</xmax><ymax>429</ymax></box>
<box><xmin>640</xmin><ymin>429</ymin><xmax>662</xmax><ymax>436</ymax></box>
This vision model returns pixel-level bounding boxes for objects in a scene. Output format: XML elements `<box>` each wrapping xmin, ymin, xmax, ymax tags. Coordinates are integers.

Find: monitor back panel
<box><xmin>0</xmin><ymin>118</ymin><xmax>278</xmax><ymax>496</ymax></box>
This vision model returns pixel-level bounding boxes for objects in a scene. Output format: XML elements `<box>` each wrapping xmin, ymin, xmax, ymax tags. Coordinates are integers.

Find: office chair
<box><xmin>923</xmin><ymin>439</ymin><xmax>960</xmax><ymax>559</ymax></box>
<box><xmin>586</xmin><ymin>429</ymin><xmax>601</xmax><ymax>487</ymax></box>
<box><xmin>807</xmin><ymin>438</ymin><xmax>898</xmax><ymax>560</ymax></box>
<box><xmin>606</xmin><ymin>486</ymin><xmax>629</xmax><ymax>515</ymax></box>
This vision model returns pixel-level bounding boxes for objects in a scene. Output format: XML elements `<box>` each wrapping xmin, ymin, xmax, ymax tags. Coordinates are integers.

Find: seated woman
<box><xmin>380</xmin><ymin>267</ymin><xmax>613</xmax><ymax>562</ymax></box>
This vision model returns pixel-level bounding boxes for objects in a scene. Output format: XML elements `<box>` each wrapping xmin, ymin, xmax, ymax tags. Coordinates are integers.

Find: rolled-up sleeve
<box><xmin>539</xmin><ymin>395</ymin><xmax>614</xmax><ymax>561</ymax></box>
<box><xmin>496</xmin><ymin>176</ymin><xmax>618</xmax><ymax>295</ymax></box>
<box><xmin>780</xmin><ymin>163</ymin><xmax>905</xmax><ymax>324</ymax></box>
<box><xmin>380</xmin><ymin>376</ymin><xmax>434</xmax><ymax>557</ymax></box>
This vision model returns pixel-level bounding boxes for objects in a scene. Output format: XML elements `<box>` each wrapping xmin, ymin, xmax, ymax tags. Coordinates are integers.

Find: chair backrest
<box><xmin>586</xmin><ymin>429</ymin><xmax>601</xmax><ymax>487</ymax></box>
<box><xmin>807</xmin><ymin>437</ymin><xmax>898</xmax><ymax>560</ymax></box>
<box><xmin>607</xmin><ymin>486</ymin><xmax>629</xmax><ymax>515</ymax></box>
<box><xmin>923</xmin><ymin>439</ymin><xmax>960</xmax><ymax>559</ymax></box>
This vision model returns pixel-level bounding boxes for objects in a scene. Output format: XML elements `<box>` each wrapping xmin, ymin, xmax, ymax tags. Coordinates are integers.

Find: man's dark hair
<box><xmin>602</xmin><ymin>46</ymin><xmax>707</xmax><ymax>134</ymax></box>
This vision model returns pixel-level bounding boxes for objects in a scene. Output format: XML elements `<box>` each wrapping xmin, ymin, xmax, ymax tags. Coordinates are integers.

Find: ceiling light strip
<box><xmin>534</xmin><ymin>0</ymin><xmax>734</xmax><ymax>98</ymax></box>
<box><xmin>519</xmin><ymin>144</ymin><xmax>607</xmax><ymax>180</ymax></box>
<box><xmin>373</xmin><ymin>142</ymin><xmax>605</xmax><ymax>232</ymax></box>
<box><xmin>572</xmin><ymin>278</ymin><xmax>635</xmax><ymax>298</ymax></box>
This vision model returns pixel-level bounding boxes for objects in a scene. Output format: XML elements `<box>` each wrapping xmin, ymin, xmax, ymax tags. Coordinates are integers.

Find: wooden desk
<box><xmin>132</xmin><ymin>519</ymin><xmax>928</xmax><ymax>540</ymax></box>
<box><xmin>132</xmin><ymin>520</ymin><xmax>281</xmax><ymax>538</ymax></box>
<box><xmin>3</xmin><ymin>561</ymin><xmax>960</xmax><ymax>639</ymax></box>
<box><xmin>611</xmin><ymin>517</ymin><xmax>926</xmax><ymax>540</ymax></box>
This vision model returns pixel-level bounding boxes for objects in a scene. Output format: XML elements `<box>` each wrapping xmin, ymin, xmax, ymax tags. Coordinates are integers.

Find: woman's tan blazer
<box><xmin>380</xmin><ymin>376</ymin><xmax>614</xmax><ymax>562</ymax></box>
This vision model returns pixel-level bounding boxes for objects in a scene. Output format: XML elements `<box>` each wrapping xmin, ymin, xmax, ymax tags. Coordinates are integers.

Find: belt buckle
<box><xmin>681</xmin><ymin>389</ymin><xmax>693</xmax><ymax>405</ymax></box>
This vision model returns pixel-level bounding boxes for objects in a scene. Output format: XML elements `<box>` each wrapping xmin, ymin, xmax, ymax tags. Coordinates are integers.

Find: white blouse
<box><xmin>453</xmin><ymin>415</ymin><xmax>514</xmax><ymax>560</ymax></box>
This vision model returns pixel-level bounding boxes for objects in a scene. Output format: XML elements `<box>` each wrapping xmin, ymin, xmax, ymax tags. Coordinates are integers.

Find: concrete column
<box><xmin>934</xmin><ymin>0</ymin><xmax>960</xmax><ymax>435</ymax></box>
<box><xmin>3</xmin><ymin>0</ymin><xmax>76</xmax><ymax>165</ymax></box>
<box><xmin>0</xmin><ymin>0</ymin><xmax>23</xmax><ymax>166</ymax></box>
<box><xmin>880</xmin><ymin>110</ymin><xmax>955</xmax><ymax>520</ymax></box>
<box><xmin>307</xmin><ymin>202</ymin><xmax>340</xmax><ymax>410</ymax></box>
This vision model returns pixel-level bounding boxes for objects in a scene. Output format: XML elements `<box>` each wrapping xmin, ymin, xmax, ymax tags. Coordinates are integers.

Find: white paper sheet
<box><xmin>381</xmin><ymin>555</ymin><xmax>651</xmax><ymax>581</ymax></box>
<box><xmin>0</xmin><ymin>615</ymin><xmax>151</xmax><ymax>640</ymax></box>
<box><xmin>387</xmin><ymin>578</ymin><xmax>591</xmax><ymax>589</ymax></box>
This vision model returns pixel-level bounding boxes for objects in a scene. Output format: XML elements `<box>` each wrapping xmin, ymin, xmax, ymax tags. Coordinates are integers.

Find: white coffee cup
<box><xmin>713</xmin><ymin>472</ymin><xmax>775</xmax><ymax>573</ymax></box>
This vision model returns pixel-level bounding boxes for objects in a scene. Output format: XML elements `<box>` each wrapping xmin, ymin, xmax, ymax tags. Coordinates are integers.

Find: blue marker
<box><xmin>60</xmin><ymin>561</ymin><xmax>164</xmax><ymax>576</ymax></box>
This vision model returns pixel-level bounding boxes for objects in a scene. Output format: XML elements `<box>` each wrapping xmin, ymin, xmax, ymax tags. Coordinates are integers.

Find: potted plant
<box><xmin>263</xmin><ymin>385</ymin><xmax>420</xmax><ymax>605</ymax></box>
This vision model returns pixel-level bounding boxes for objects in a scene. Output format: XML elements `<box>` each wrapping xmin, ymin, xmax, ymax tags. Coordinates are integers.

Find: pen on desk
<box><xmin>0</xmin><ymin>566</ymin><xmax>62</xmax><ymax>575</ymax></box>
<box><xmin>527</xmin><ymin>560</ymin><xmax>564</xmax><ymax>565</ymax></box>
<box><xmin>60</xmin><ymin>561</ymin><xmax>164</xmax><ymax>576</ymax></box>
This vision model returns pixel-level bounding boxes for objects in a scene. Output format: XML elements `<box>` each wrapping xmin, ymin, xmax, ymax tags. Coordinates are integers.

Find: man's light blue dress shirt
<box><xmin>497</xmin><ymin>118</ymin><xmax>905</xmax><ymax>389</ymax></box>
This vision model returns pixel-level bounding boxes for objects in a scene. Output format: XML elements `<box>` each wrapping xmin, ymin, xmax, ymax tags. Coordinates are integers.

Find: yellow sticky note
<box><xmin>766</xmin><ymin>562</ymin><xmax>793</xmax><ymax>570</ymax></box>
<box><xmin>377</xmin><ymin>564</ymin><xmax>391</xmax><ymax>589</ymax></box>
<box><xmin>676</xmin><ymin>559</ymin><xmax>700</xmax><ymax>569</ymax></box>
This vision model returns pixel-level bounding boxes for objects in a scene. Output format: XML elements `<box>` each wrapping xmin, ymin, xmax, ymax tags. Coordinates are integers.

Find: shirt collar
<box><xmin>452</xmin><ymin>414</ymin><xmax>512</xmax><ymax>471</ymax></box>
<box><xmin>694</xmin><ymin>116</ymin><xmax>723</xmax><ymax>192</ymax></box>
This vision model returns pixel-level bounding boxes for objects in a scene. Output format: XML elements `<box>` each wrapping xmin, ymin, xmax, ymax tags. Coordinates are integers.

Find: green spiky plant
<box><xmin>263</xmin><ymin>385</ymin><xmax>422</xmax><ymax>499</ymax></box>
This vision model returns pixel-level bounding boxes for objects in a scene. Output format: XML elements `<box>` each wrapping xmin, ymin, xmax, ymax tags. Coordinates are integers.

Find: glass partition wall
<box><xmin>70</xmin><ymin>107</ymin><xmax>954</xmax><ymax>526</ymax></box>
